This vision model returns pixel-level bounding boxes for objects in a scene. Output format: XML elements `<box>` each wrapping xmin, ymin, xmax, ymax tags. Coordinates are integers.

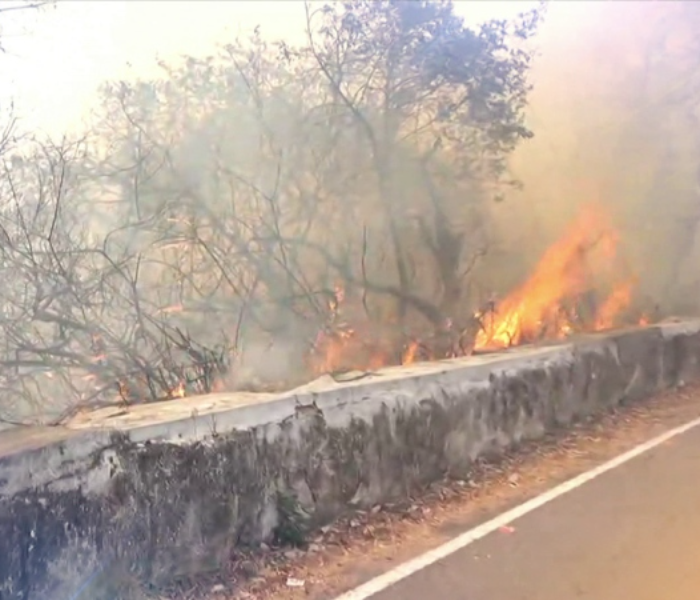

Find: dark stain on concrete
<box><xmin>1</xmin><ymin>324</ymin><xmax>699</xmax><ymax>599</ymax></box>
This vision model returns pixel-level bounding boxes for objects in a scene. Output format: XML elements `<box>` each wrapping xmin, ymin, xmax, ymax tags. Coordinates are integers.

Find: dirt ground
<box><xmin>162</xmin><ymin>382</ymin><xmax>700</xmax><ymax>600</ymax></box>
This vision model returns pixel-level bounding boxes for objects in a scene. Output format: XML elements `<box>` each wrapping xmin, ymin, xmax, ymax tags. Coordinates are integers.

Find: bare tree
<box><xmin>85</xmin><ymin>2</ymin><xmax>544</xmax><ymax>377</ymax></box>
<box><xmin>0</xmin><ymin>132</ymin><xmax>237</xmax><ymax>425</ymax></box>
<box><xmin>0</xmin><ymin>1</ymin><xmax>545</xmax><ymax>423</ymax></box>
<box><xmin>294</xmin><ymin>1</ymin><xmax>543</xmax><ymax>350</ymax></box>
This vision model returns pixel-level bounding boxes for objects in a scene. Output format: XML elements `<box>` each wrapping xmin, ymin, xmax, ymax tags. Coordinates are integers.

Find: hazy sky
<box><xmin>0</xmin><ymin>0</ymin><xmax>539</xmax><ymax>137</ymax></box>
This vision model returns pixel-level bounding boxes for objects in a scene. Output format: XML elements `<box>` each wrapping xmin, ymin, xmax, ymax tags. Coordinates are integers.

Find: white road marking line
<box><xmin>332</xmin><ymin>414</ymin><xmax>700</xmax><ymax>600</ymax></box>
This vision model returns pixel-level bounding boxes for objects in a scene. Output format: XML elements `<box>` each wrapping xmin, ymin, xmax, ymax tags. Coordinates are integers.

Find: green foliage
<box><xmin>302</xmin><ymin>0</ymin><xmax>541</xmax><ymax>178</ymax></box>
<box><xmin>273</xmin><ymin>491</ymin><xmax>309</xmax><ymax>547</ymax></box>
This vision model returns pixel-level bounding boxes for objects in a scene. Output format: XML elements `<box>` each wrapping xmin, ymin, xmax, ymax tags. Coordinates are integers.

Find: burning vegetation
<box><xmin>5</xmin><ymin>0</ymin><xmax>697</xmax><ymax>425</ymax></box>
<box><xmin>308</xmin><ymin>204</ymin><xmax>651</xmax><ymax>376</ymax></box>
<box><xmin>473</xmin><ymin>205</ymin><xmax>644</xmax><ymax>351</ymax></box>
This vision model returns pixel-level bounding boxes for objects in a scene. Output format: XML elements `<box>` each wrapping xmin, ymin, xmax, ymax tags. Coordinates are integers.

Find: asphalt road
<box><xmin>372</xmin><ymin>424</ymin><xmax>700</xmax><ymax>600</ymax></box>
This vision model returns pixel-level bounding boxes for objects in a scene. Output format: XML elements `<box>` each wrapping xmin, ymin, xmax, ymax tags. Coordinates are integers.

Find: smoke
<box><xmin>501</xmin><ymin>1</ymin><xmax>700</xmax><ymax>315</ymax></box>
<box><xmin>3</xmin><ymin>0</ymin><xmax>700</xmax><ymax>423</ymax></box>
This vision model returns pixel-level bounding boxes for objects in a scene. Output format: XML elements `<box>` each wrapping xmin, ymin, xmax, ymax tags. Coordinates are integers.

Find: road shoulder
<box><xmin>172</xmin><ymin>384</ymin><xmax>700</xmax><ymax>600</ymax></box>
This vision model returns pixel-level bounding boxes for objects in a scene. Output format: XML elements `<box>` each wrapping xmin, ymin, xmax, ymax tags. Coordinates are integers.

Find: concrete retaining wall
<box><xmin>2</xmin><ymin>321</ymin><xmax>700</xmax><ymax>599</ymax></box>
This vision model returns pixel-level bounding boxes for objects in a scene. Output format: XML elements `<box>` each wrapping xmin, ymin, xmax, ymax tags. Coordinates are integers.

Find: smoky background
<box><xmin>0</xmin><ymin>1</ymin><xmax>697</xmax><ymax>426</ymax></box>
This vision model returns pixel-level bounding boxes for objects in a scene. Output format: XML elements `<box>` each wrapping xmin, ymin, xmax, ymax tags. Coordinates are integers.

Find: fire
<box><xmin>171</xmin><ymin>381</ymin><xmax>186</xmax><ymax>398</ymax></box>
<box><xmin>474</xmin><ymin>205</ymin><xmax>635</xmax><ymax>351</ymax></box>
<box><xmin>308</xmin><ymin>205</ymin><xmax>645</xmax><ymax>376</ymax></box>
<box><xmin>310</xmin><ymin>326</ymin><xmax>392</xmax><ymax>375</ymax></box>
<box><xmin>594</xmin><ymin>278</ymin><xmax>635</xmax><ymax>330</ymax></box>
<box><xmin>402</xmin><ymin>341</ymin><xmax>420</xmax><ymax>366</ymax></box>
<box><xmin>308</xmin><ymin>284</ymin><xmax>401</xmax><ymax>374</ymax></box>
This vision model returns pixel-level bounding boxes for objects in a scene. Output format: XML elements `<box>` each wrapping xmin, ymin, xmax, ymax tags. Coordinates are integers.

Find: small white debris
<box><xmin>286</xmin><ymin>577</ymin><xmax>305</xmax><ymax>587</ymax></box>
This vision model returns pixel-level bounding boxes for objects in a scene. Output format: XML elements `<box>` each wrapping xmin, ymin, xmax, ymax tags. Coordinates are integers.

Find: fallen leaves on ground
<box><xmin>161</xmin><ymin>383</ymin><xmax>700</xmax><ymax>600</ymax></box>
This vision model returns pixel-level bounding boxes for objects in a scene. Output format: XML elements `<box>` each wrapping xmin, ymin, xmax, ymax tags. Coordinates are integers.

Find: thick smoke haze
<box><xmin>0</xmin><ymin>1</ymin><xmax>699</xmax><ymax>426</ymax></box>
<box><xmin>505</xmin><ymin>1</ymin><xmax>700</xmax><ymax>313</ymax></box>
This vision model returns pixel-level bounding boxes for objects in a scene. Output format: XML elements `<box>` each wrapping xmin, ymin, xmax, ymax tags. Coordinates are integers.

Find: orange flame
<box><xmin>594</xmin><ymin>278</ymin><xmax>635</xmax><ymax>330</ymax></box>
<box><xmin>171</xmin><ymin>381</ymin><xmax>186</xmax><ymax>398</ymax></box>
<box><xmin>474</xmin><ymin>205</ymin><xmax>633</xmax><ymax>351</ymax></box>
<box><xmin>401</xmin><ymin>341</ymin><xmax>420</xmax><ymax>365</ymax></box>
<box><xmin>308</xmin><ymin>205</ymin><xmax>643</xmax><ymax>375</ymax></box>
<box><xmin>308</xmin><ymin>284</ymin><xmax>396</xmax><ymax>374</ymax></box>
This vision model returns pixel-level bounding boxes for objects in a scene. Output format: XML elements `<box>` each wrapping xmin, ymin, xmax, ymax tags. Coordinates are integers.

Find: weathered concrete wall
<box><xmin>2</xmin><ymin>321</ymin><xmax>700</xmax><ymax>599</ymax></box>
